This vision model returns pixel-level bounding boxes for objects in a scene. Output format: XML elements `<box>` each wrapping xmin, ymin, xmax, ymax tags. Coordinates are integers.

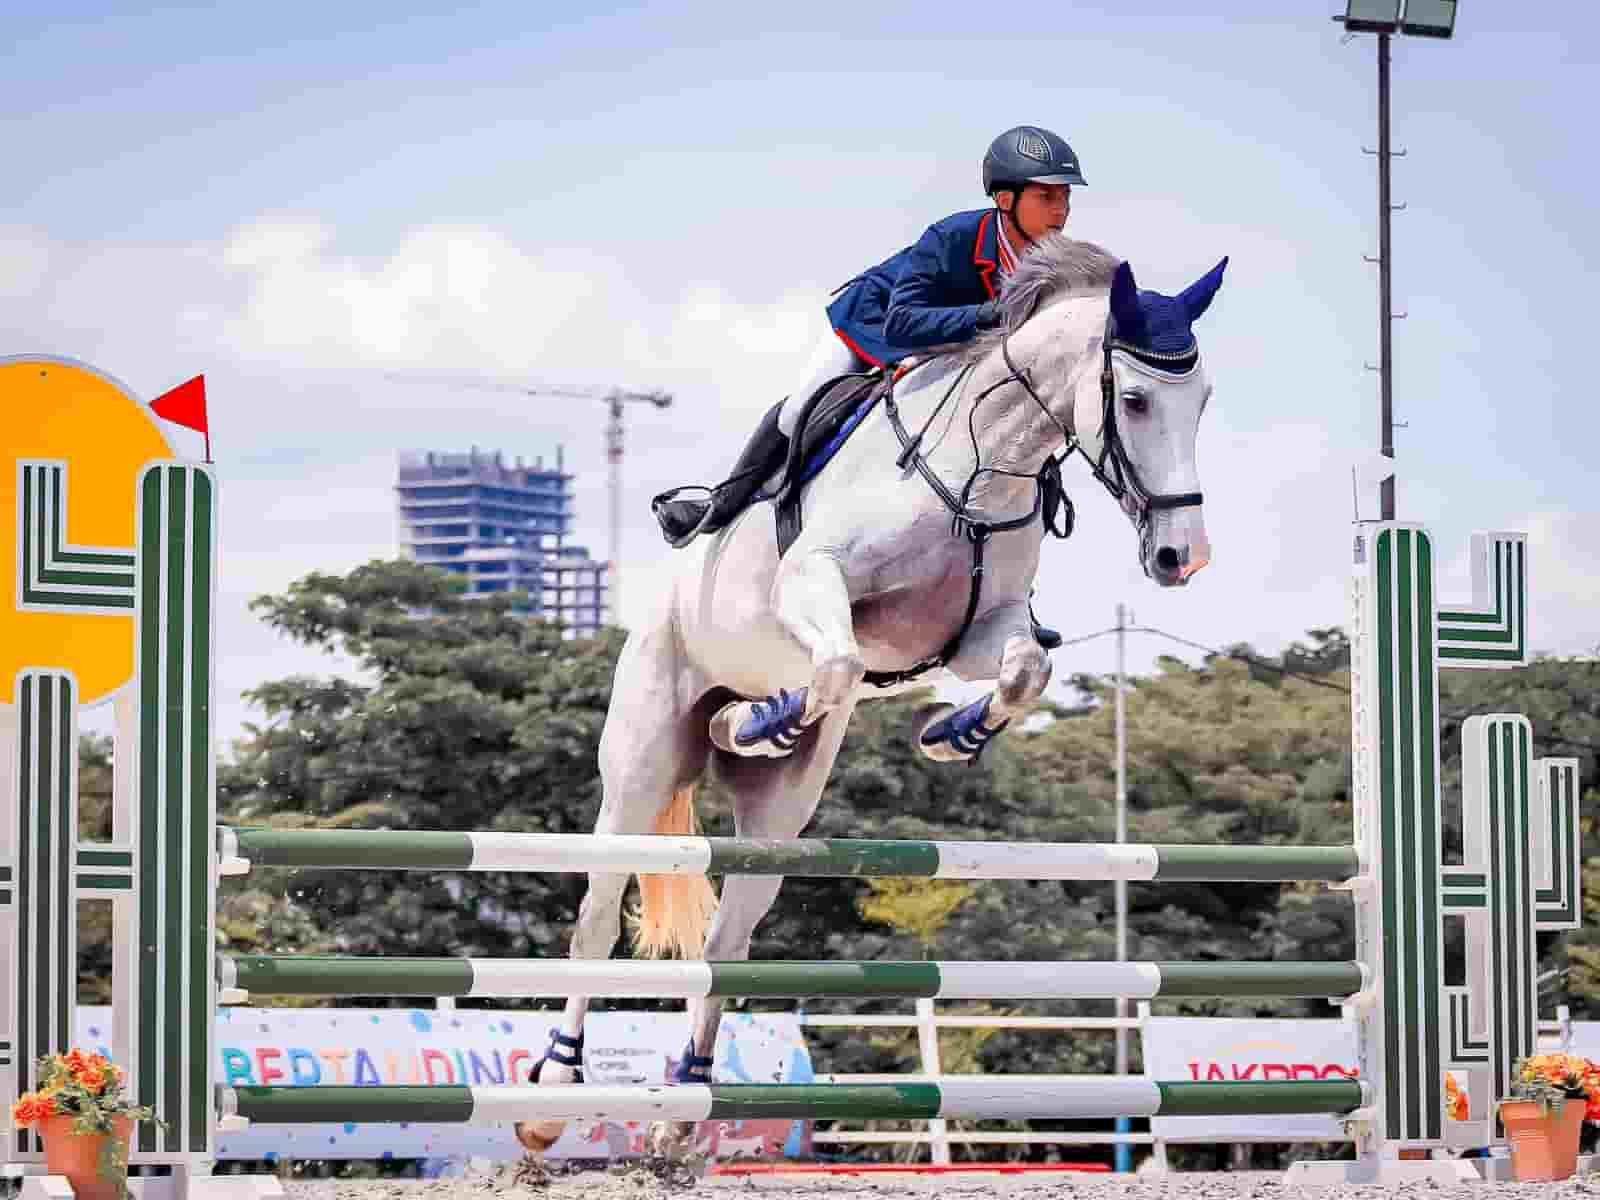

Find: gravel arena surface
<box><xmin>283</xmin><ymin>1166</ymin><xmax>1600</xmax><ymax>1200</ymax></box>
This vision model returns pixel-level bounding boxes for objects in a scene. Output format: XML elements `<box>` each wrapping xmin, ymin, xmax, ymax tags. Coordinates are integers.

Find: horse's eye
<box><xmin>1123</xmin><ymin>391</ymin><xmax>1149</xmax><ymax>416</ymax></box>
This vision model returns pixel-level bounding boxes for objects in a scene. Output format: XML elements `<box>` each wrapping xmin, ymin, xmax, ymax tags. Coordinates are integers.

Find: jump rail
<box><xmin>218</xmin><ymin>827</ymin><xmax>1362</xmax><ymax>882</ymax></box>
<box><xmin>217</xmin><ymin>957</ymin><xmax>1367</xmax><ymax>1001</ymax></box>
<box><xmin>220</xmin><ymin>1079</ymin><xmax>1371</xmax><ymax>1126</ymax></box>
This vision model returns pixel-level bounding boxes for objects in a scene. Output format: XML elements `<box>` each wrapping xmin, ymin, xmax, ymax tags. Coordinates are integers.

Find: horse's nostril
<box><xmin>1155</xmin><ymin>546</ymin><xmax>1182</xmax><ymax>573</ymax></box>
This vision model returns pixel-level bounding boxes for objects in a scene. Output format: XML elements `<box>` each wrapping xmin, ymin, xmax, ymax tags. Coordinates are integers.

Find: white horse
<box><xmin>515</xmin><ymin>237</ymin><xmax>1226</xmax><ymax>1155</ymax></box>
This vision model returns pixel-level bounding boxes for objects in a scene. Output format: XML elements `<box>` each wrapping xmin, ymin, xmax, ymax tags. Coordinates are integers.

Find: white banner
<box><xmin>1142</xmin><ymin>1017</ymin><xmax>1357</xmax><ymax>1142</ymax></box>
<box><xmin>75</xmin><ymin>1007</ymin><xmax>813</xmax><ymax>1164</ymax></box>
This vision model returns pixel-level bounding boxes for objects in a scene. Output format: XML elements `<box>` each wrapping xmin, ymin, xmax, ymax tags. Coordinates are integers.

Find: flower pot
<box><xmin>1501</xmin><ymin>1100</ymin><xmax>1575</xmax><ymax>1182</ymax></box>
<box><xmin>38</xmin><ymin>1115</ymin><xmax>133</xmax><ymax>1200</ymax></box>
<box><xmin>1553</xmin><ymin>1097</ymin><xmax>1588</xmax><ymax>1179</ymax></box>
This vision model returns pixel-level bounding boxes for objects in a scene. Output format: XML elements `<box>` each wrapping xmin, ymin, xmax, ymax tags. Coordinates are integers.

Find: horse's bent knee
<box><xmin>997</xmin><ymin>639</ymin><xmax>1051</xmax><ymax>708</ymax></box>
<box><xmin>809</xmin><ymin>653</ymin><xmax>865</xmax><ymax>711</ymax></box>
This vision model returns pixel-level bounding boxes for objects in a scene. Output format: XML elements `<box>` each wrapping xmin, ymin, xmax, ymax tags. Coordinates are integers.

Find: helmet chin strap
<box><xmin>997</xmin><ymin>192</ymin><xmax>1036</xmax><ymax>248</ymax></box>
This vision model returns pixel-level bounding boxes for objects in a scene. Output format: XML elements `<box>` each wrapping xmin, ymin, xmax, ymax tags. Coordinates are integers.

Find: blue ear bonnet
<box><xmin>1108</xmin><ymin>257</ymin><xmax>1228</xmax><ymax>362</ymax></box>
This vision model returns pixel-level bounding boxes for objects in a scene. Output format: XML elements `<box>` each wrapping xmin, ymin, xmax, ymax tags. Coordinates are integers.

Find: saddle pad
<box><xmin>774</xmin><ymin>371</ymin><xmax>885</xmax><ymax>556</ymax></box>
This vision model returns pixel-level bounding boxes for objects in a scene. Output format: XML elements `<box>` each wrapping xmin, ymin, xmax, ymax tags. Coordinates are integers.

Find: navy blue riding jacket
<box><xmin>826</xmin><ymin>208</ymin><xmax>1003</xmax><ymax>368</ymax></box>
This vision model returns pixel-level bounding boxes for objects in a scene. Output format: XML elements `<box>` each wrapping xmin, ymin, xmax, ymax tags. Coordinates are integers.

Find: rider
<box><xmin>652</xmin><ymin>125</ymin><xmax>1086</xmax><ymax>642</ymax></box>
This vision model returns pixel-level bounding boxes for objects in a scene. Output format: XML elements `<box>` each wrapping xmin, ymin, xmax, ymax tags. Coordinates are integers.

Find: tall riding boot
<box><xmin>653</xmin><ymin>401</ymin><xmax>790</xmax><ymax>547</ymax></box>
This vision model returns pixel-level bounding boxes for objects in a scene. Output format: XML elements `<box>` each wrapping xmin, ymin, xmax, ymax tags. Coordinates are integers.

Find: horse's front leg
<box><xmin>918</xmin><ymin>603</ymin><xmax>1052</xmax><ymax>763</ymax></box>
<box><xmin>709</xmin><ymin>548</ymin><xmax>863</xmax><ymax>757</ymax></box>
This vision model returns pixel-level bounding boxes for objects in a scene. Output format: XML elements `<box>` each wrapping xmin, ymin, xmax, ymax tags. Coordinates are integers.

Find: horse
<box><xmin>514</xmin><ymin>236</ymin><xmax>1226</xmax><ymax>1157</ymax></box>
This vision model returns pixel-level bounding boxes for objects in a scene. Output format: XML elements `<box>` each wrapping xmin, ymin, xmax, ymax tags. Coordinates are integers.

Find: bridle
<box><xmin>1078</xmin><ymin>317</ymin><xmax>1206</xmax><ymax>571</ymax></box>
<box><xmin>872</xmin><ymin>307</ymin><xmax>1203</xmax><ymax>687</ymax></box>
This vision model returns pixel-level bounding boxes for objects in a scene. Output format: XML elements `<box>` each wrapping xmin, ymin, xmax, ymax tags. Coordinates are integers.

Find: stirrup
<box><xmin>652</xmin><ymin>485</ymin><xmax>720</xmax><ymax>549</ymax></box>
<box><xmin>1029</xmin><ymin>596</ymin><xmax>1063</xmax><ymax>650</ymax></box>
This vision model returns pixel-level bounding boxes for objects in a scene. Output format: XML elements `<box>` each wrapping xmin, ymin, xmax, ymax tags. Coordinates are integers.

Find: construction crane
<box><xmin>386</xmin><ymin>372</ymin><xmax>673</xmax><ymax>624</ymax></box>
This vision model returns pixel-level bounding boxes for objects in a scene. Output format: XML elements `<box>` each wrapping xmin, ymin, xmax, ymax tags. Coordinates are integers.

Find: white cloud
<box><xmin>220</xmin><ymin>219</ymin><xmax>610</xmax><ymax>371</ymax></box>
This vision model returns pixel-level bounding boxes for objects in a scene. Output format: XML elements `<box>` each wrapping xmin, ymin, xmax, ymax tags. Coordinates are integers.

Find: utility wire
<box><xmin>1126</xmin><ymin>625</ymin><xmax>1353</xmax><ymax>694</ymax></box>
<box><xmin>1055</xmin><ymin>622</ymin><xmax>1353</xmax><ymax>693</ymax></box>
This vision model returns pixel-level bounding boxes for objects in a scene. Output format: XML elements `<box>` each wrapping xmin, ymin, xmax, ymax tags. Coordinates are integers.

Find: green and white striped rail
<box><xmin>222</xmin><ymin>1078</ymin><xmax>1369</xmax><ymax>1126</ymax></box>
<box><xmin>218</xmin><ymin>827</ymin><xmax>1361</xmax><ymax>882</ymax></box>
<box><xmin>218</xmin><ymin>956</ymin><xmax>1365</xmax><ymax>1001</ymax></box>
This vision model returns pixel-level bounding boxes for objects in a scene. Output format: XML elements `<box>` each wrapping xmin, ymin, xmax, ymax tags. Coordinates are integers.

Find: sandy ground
<box><xmin>282</xmin><ymin>1164</ymin><xmax>1600</xmax><ymax>1200</ymax></box>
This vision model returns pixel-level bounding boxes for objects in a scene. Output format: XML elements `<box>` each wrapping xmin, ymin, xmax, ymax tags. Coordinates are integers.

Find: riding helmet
<box><xmin>982</xmin><ymin>126</ymin><xmax>1086</xmax><ymax>195</ymax></box>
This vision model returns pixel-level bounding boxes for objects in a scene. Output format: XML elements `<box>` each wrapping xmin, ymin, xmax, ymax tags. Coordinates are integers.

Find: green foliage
<box><xmin>217</xmin><ymin>560</ymin><xmax>625</xmax><ymax>968</ymax></box>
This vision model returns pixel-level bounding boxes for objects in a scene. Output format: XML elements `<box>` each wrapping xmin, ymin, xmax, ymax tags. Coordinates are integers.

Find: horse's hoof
<box><xmin>514</xmin><ymin>1033</ymin><xmax>584</xmax><ymax>1154</ymax></box>
<box><xmin>709</xmin><ymin>687</ymin><xmax>808</xmax><ymax>758</ymax></box>
<box><xmin>514</xmin><ymin>1119</ymin><xmax>566</xmax><ymax>1154</ymax></box>
<box><xmin>918</xmin><ymin>695</ymin><xmax>1010</xmax><ymax>764</ymax></box>
<box><xmin>647</xmin><ymin>1119</ymin><xmax>708</xmax><ymax>1175</ymax></box>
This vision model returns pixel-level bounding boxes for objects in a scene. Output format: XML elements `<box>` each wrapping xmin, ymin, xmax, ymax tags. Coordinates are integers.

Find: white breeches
<box><xmin>776</xmin><ymin>333</ymin><xmax>869</xmax><ymax>438</ymax></box>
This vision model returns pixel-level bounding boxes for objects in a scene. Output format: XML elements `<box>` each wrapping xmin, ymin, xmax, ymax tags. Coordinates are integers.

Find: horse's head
<box><xmin>1055</xmin><ymin>256</ymin><xmax>1224</xmax><ymax>588</ymax></box>
<box><xmin>959</xmin><ymin>238</ymin><xmax>1224</xmax><ymax>587</ymax></box>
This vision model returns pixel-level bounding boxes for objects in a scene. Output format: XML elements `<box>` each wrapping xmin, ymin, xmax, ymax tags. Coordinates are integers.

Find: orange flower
<box><xmin>1445</xmin><ymin>1073</ymin><xmax>1470</xmax><ymax>1121</ymax></box>
<box><xmin>11</xmin><ymin>1094</ymin><xmax>59</xmax><ymax>1127</ymax></box>
<box><xmin>74</xmin><ymin>1066</ymin><xmax>108</xmax><ymax>1093</ymax></box>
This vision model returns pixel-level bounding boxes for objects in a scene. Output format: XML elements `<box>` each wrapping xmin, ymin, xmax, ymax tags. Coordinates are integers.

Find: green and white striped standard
<box><xmin>223</xmin><ymin>1079</ymin><xmax>1369</xmax><ymax>1126</ymax></box>
<box><xmin>219</xmin><ymin>956</ymin><xmax>1365</xmax><ymax>1001</ymax></box>
<box><xmin>218</xmin><ymin>827</ymin><xmax>1360</xmax><ymax>882</ymax></box>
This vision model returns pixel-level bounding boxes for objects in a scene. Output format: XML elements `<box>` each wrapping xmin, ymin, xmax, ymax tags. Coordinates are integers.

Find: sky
<box><xmin>3</xmin><ymin>1</ymin><xmax>1596</xmax><ymax>748</ymax></box>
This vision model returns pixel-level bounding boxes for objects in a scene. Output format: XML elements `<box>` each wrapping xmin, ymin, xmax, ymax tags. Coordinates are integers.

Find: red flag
<box><xmin>151</xmin><ymin>375</ymin><xmax>211</xmax><ymax>461</ymax></box>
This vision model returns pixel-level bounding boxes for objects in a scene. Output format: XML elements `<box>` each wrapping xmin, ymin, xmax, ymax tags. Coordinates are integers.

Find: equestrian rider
<box><xmin>652</xmin><ymin>125</ymin><xmax>1086</xmax><ymax>644</ymax></box>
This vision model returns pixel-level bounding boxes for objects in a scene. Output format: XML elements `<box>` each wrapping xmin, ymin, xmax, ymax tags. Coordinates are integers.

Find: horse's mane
<box><xmin>934</xmin><ymin>235</ymin><xmax>1121</xmax><ymax>367</ymax></box>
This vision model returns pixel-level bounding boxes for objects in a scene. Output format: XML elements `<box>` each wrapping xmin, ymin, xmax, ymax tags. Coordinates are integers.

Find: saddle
<box><xmin>772</xmin><ymin>370</ymin><xmax>886</xmax><ymax>556</ymax></box>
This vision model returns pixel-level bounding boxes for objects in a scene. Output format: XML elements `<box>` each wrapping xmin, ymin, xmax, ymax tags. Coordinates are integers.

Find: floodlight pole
<box><xmin>1377</xmin><ymin>31</ymin><xmax>1396</xmax><ymax>520</ymax></box>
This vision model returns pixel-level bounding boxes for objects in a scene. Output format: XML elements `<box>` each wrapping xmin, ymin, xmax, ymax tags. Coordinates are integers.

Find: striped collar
<box><xmin>995</xmin><ymin>212</ymin><xmax>1023</xmax><ymax>276</ymax></box>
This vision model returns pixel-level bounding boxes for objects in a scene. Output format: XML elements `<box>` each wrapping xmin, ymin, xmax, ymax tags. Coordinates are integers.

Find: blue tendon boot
<box><xmin>527</xmin><ymin>1028</ymin><xmax>585</xmax><ymax>1084</ymax></box>
<box><xmin>672</xmin><ymin>1039</ymin><xmax>715</xmax><ymax>1085</ymax></box>
<box><xmin>708</xmin><ymin>687</ymin><xmax>810</xmax><ymax>758</ymax></box>
<box><xmin>918</xmin><ymin>693</ymin><xmax>1011</xmax><ymax>764</ymax></box>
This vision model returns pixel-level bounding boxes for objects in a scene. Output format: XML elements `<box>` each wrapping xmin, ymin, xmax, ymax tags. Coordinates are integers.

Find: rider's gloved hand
<box><xmin>975</xmin><ymin>300</ymin><xmax>1003</xmax><ymax>330</ymax></box>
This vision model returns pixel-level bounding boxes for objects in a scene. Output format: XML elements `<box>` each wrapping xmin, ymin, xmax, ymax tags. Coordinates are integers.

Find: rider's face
<box><xmin>1002</xmin><ymin>183</ymin><xmax>1071</xmax><ymax>240</ymax></box>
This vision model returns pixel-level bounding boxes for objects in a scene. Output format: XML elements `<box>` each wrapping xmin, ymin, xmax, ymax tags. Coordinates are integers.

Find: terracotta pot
<box><xmin>1553</xmin><ymin>1097</ymin><xmax>1588</xmax><ymax>1179</ymax></box>
<box><xmin>38</xmin><ymin>1114</ymin><xmax>133</xmax><ymax>1200</ymax></box>
<box><xmin>1500</xmin><ymin>1099</ymin><xmax>1575</xmax><ymax>1182</ymax></box>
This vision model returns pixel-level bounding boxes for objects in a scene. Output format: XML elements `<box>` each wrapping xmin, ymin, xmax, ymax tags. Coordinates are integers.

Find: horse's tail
<box><xmin>630</xmin><ymin>784</ymin><xmax>718</xmax><ymax>959</ymax></box>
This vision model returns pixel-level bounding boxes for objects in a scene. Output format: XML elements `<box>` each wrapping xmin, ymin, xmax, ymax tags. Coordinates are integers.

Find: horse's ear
<box><xmin>1110</xmin><ymin>261</ymin><xmax>1142</xmax><ymax>334</ymax></box>
<box><xmin>1178</xmin><ymin>257</ymin><xmax>1228</xmax><ymax>323</ymax></box>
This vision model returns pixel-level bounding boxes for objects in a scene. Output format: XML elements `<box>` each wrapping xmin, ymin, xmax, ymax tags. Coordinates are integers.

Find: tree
<box><xmin>218</xmin><ymin>560</ymin><xmax>624</xmax><ymax>972</ymax></box>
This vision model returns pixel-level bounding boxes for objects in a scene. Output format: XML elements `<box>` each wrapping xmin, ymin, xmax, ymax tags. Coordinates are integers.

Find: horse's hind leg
<box><xmin>515</xmin><ymin>618</ymin><xmax>713</xmax><ymax>1155</ymax></box>
<box><xmin>652</xmin><ymin>702</ymin><xmax>857</xmax><ymax>1159</ymax></box>
<box><xmin>710</xmin><ymin>548</ymin><xmax>864</xmax><ymax>757</ymax></box>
